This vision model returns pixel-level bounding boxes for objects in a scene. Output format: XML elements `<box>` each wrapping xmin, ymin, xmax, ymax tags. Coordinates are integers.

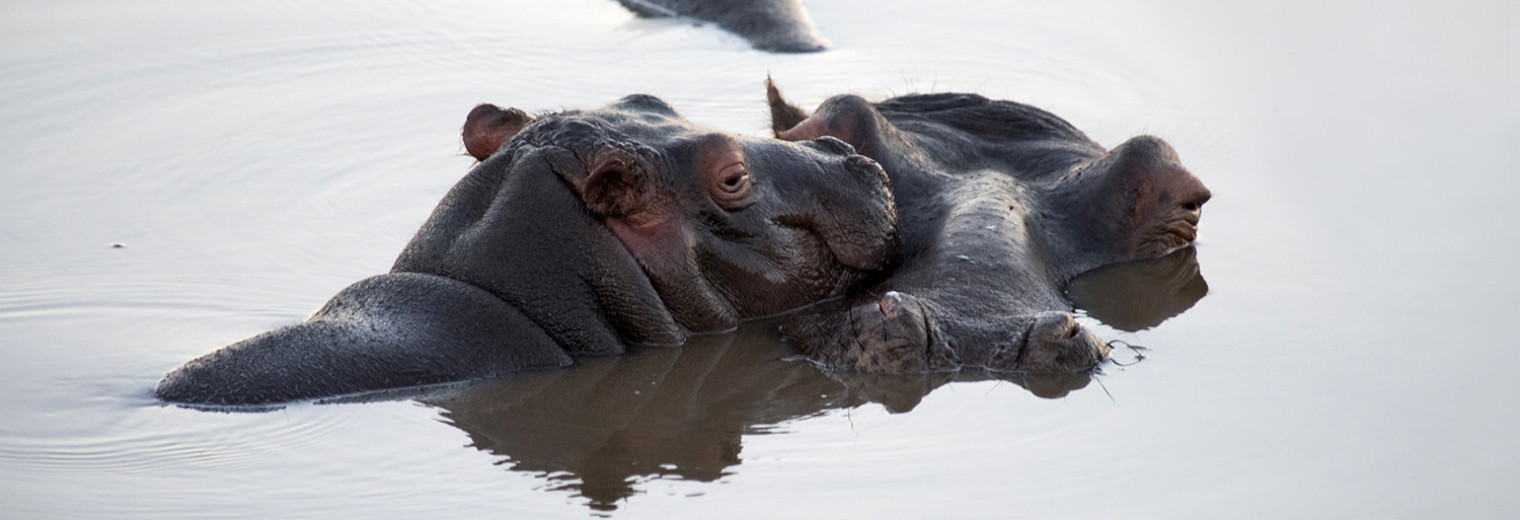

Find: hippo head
<box><xmin>402</xmin><ymin>95</ymin><xmax>898</xmax><ymax>350</ymax></box>
<box><xmin>761</xmin><ymin>79</ymin><xmax>1211</xmax><ymax>378</ymax></box>
<box><xmin>155</xmin><ymin>94</ymin><xmax>898</xmax><ymax>406</ymax></box>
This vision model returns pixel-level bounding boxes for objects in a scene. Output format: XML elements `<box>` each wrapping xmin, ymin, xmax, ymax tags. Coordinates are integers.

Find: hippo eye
<box><xmin>711</xmin><ymin>162</ymin><xmax>752</xmax><ymax>209</ymax></box>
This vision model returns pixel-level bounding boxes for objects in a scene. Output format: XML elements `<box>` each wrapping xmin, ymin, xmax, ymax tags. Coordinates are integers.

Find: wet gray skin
<box><xmin>615</xmin><ymin>0</ymin><xmax>829</xmax><ymax>52</ymax></box>
<box><xmin>155</xmin><ymin>95</ymin><xmax>897</xmax><ymax>405</ymax></box>
<box><xmin>768</xmin><ymin>79</ymin><xmax>1212</xmax><ymax>374</ymax></box>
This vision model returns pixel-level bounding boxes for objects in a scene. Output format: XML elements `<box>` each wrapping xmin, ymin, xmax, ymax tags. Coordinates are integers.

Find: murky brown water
<box><xmin>2</xmin><ymin>0</ymin><xmax>1515</xmax><ymax>517</ymax></box>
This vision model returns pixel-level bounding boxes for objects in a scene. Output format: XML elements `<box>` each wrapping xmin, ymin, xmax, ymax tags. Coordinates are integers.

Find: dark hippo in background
<box><xmin>766</xmin><ymin>79</ymin><xmax>1211</xmax><ymax>374</ymax></box>
<box><xmin>156</xmin><ymin>95</ymin><xmax>897</xmax><ymax>405</ymax></box>
<box><xmin>614</xmin><ymin>0</ymin><xmax>828</xmax><ymax>52</ymax></box>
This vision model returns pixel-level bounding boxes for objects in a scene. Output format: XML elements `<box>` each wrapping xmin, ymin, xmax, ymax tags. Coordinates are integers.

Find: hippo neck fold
<box><xmin>392</xmin><ymin>145</ymin><xmax>690</xmax><ymax>353</ymax></box>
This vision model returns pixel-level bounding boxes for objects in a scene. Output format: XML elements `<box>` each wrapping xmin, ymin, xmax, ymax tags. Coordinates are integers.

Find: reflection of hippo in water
<box><xmin>1067</xmin><ymin>246</ymin><xmax>1209</xmax><ymax>332</ymax></box>
<box><xmin>424</xmin><ymin>322</ymin><xmax>1062</xmax><ymax>512</ymax></box>
<box><xmin>427</xmin><ymin>245</ymin><xmax>1207</xmax><ymax>511</ymax></box>
<box><xmin>614</xmin><ymin>0</ymin><xmax>828</xmax><ymax>53</ymax></box>
<box><xmin>765</xmin><ymin>79</ymin><xmax>1211</xmax><ymax>374</ymax></box>
<box><xmin>156</xmin><ymin>95</ymin><xmax>897</xmax><ymax>405</ymax></box>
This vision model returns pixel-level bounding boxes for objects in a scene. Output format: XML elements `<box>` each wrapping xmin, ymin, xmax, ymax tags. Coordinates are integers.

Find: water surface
<box><xmin>2</xmin><ymin>0</ymin><xmax>1515</xmax><ymax>517</ymax></box>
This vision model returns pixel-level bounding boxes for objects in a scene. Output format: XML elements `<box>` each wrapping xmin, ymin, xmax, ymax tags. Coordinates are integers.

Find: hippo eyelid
<box><xmin>710</xmin><ymin>161</ymin><xmax>753</xmax><ymax>210</ymax></box>
<box><xmin>696</xmin><ymin>134</ymin><xmax>752</xmax><ymax>210</ymax></box>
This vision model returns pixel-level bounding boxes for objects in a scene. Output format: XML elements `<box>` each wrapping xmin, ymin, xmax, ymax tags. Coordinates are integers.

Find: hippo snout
<box><xmin>1020</xmin><ymin>311</ymin><xmax>1111</xmax><ymax>373</ymax></box>
<box><xmin>1111</xmin><ymin>135</ymin><xmax>1211</xmax><ymax>211</ymax></box>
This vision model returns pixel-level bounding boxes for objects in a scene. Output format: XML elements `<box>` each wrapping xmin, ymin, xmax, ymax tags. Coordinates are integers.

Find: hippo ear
<box><xmin>766</xmin><ymin>76</ymin><xmax>811</xmax><ymax>136</ymax></box>
<box><xmin>578</xmin><ymin>155</ymin><xmax>650</xmax><ymax>218</ymax></box>
<box><xmin>767</xmin><ymin>83</ymin><xmax>878</xmax><ymax>154</ymax></box>
<box><xmin>463</xmin><ymin>104</ymin><xmax>533</xmax><ymax>161</ymax></box>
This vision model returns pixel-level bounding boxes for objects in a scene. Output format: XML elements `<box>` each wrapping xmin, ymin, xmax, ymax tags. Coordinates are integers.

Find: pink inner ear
<box><xmin>778</xmin><ymin>113</ymin><xmax>868</xmax><ymax>154</ymax></box>
<box><xmin>462</xmin><ymin>104</ymin><xmax>532</xmax><ymax>161</ymax></box>
<box><xmin>777</xmin><ymin>116</ymin><xmax>831</xmax><ymax>142</ymax></box>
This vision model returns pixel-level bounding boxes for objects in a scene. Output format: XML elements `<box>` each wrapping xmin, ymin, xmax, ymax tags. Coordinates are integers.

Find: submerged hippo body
<box><xmin>615</xmin><ymin>0</ymin><xmax>828</xmax><ymax>52</ymax></box>
<box><xmin>766</xmin><ymin>80</ymin><xmax>1211</xmax><ymax>374</ymax></box>
<box><xmin>156</xmin><ymin>95</ymin><xmax>897</xmax><ymax>405</ymax></box>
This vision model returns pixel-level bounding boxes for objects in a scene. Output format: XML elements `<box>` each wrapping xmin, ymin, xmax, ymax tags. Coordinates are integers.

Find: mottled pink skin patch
<box><xmin>604</xmin><ymin>213</ymin><xmax>686</xmax><ymax>278</ymax></box>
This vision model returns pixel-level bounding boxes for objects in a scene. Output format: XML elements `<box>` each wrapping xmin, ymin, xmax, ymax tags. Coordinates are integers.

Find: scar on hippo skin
<box><xmin>766</xmin><ymin>78</ymin><xmax>1211</xmax><ymax>376</ymax></box>
<box><xmin>615</xmin><ymin>0</ymin><xmax>829</xmax><ymax>53</ymax></box>
<box><xmin>157</xmin><ymin>94</ymin><xmax>899</xmax><ymax>406</ymax></box>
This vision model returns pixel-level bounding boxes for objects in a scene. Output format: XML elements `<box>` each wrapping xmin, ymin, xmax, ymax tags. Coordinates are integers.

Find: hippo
<box><xmin>765</xmin><ymin>79</ymin><xmax>1211</xmax><ymax>374</ymax></box>
<box><xmin>614</xmin><ymin>0</ymin><xmax>828</xmax><ymax>52</ymax></box>
<box><xmin>155</xmin><ymin>94</ymin><xmax>897</xmax><ymax>405</ymax></box>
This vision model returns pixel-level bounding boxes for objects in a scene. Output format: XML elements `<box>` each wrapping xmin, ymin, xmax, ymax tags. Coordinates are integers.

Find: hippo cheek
<box><xmin>604</xmin><ymin>214</ymin><xmax>742</xmax><ymax>334</ymax></box>
<box><xmin>607</xmin><ymin>211</ymin><xmax>862</xmax><ymax>324</ymax></box>
<box><xmin>394</xmin><ymin>145</ymin><xmax>689</xmax><ymax>352</ymax></box>
<box><xmin>698</xmin><ymin>225</ymin><xmax>862</xmax><ymax>317</ymax></box>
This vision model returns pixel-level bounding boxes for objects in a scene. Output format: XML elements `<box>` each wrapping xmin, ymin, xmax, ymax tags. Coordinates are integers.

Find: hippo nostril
<box><xmin>1030</xmin><ymin>311</ymin><xmax>1081</xmax><ymax>343</ymax></box>
<box><xmin>1176</xmin><ymin>185</ymin><xmax>1210</xmax><ymax>213</ymax></box>
<box><xmin>1061</xmin><ymin>322</ymin><xmax>1081</xmax><ymax>340</ymax></box>
<box><xmin>1021</xmin><ymin>312</ymin><xmax>1109</xmax><ymax>373</ymax></box>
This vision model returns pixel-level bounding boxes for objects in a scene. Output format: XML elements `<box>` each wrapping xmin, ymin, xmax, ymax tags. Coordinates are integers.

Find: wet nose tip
<box><xmin>1181</xmin><ymin>184</ymin><xmax>1212</xmax><ymax>211</ymax></box>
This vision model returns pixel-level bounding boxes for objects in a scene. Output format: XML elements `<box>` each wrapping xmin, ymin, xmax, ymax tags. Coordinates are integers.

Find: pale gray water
<box><xmin>1</xmin><ymin>0</ymin><xmax>1516</xmax><ymax>517</ymax></box>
